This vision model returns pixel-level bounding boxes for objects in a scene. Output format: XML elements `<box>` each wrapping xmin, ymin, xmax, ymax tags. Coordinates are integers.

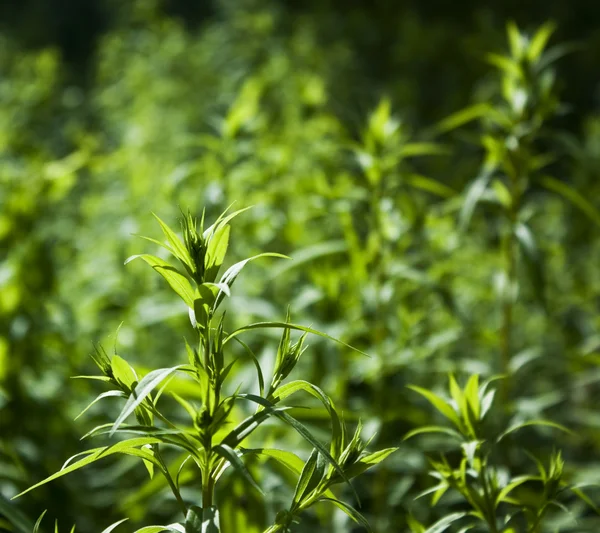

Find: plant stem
<box><xmin>480</xmin><ymin>465</ymin><xmax>499</xmax><ymax>533</ymax></box>
<box><xmin>500</xmin><ymin>156</ymin><xmax>520</xmax><ymax>406</ymax></box>
<box><xmin>500</xmin><ymin>220</ymin><xmax>516</xmax><ymax>403</ymax></box>
<box><xmin>202</xmin><ymin>474</ymin><xmax>214</xmax><ymax>508</ymax></box>
<box><xmin>154</xmin><ymin>446</ymin><xmax>188</xmax><ymax>518</ymax></box>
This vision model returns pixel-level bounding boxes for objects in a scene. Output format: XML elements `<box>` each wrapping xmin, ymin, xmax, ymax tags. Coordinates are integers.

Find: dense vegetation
<box><xmin>1</xmin><ymin>1</ymin><xmax>600</xmax><ymax>532</ymax></box>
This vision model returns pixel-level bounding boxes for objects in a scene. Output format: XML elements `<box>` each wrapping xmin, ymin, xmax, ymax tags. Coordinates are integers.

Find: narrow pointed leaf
<box><xmin>213</xmin><ymin>444</ymin><xmax>264</xmax><ymax>495</ymax></box>
<box><xmin>237</xmin><ymin>394</ymin><xmax>358</xmax><ymax>503</ymax></box>
<box><xmin>13</xmin><ymin>438</ymin><xmax>162</xmax><ymax>499</ymax></box>
<box><xmin>202</xmin><ymin>206</ymin><xmax>252</xmax><ymax>240</ymax></box>
<box><xmin>224</xmin><ymin>321</ymin><xmax>369</xmax><ymax>357</ymax></box>
<box><xmin>292</xmin><ymin>448</ymin><xmax>320</xmax><ymax>504</ymax></box>
<box><xmin>340</xmin><ymin>448</ymin><xmax>398</xmax><ymax>480</ymax></box>
<box><xmin>436</xmin><ymin>104</ymin><xmax>492</xmax><ymax>133</ymax></box>
<box><xmin>424</xmin><ymin>513</ymin><xmax>468</xmax><ymax>533</ymax></box>
<box><xmin>204</xmin><ymin>224</ymin><xmax>230</xmax><ymax>282</ymax></box>
<box><xmin>110</xmin><ymin>365</ymin><xmax>186</xmax><ymax>436</ymax></box>
<box><xmin>152</xmin><ymin>213</ymin><xmax>193</xmax><ymax>270</ymax></box>
<box><xmin>403</xmin><ymin>426</ymin><xmax>463</xmax><ymax>441</ymax></box>
<box><xmin>213</xmin><ymin>253</ymin><xmax>288</xmax><ymax>310</ymax></box>
<box><xmin>407</xmin><ymin>385</ymin><xmax>462</xmax><ymax>430</ymax></box>
<box><xmin>497</xmin><ymin>419</ymin><xmax>573</xmax><ymax>442</ymax></box>
<box><xmin>320</xmin><ymin>497</ymin><xmax>372</xmax><ymax>532</ymax></box>
<box><xmin>125</xmin><ymin>254</ymin><xmax>195</xmax><ymax>308</ymax></box>
<box><xmin>100</xmin><ymin>518</ymin><xmax>129</xmax><ymax>533</ymax></box>
<box><xmin>540</xmin><ymin>175</ymin><xmax>600</xmax><ymax>226</ymax></box>
<box><xmin>272</xmin><ymin>380</ymin><xmax>342</xmax><ymax>460</ymax></box>
<box><xmin>75</xmin><ymin>390</ymin><xmax>126</xmax><ymax>420</ymax></box>
<box><xmin>459</xmin><ymin>171</ymin><xmax>493</xmax><ymax>231</ymax></box>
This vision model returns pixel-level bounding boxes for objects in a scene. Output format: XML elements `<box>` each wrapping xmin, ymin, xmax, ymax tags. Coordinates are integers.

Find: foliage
<box><xmin>1</xmin><ymin>2</ymin><xmax>600</xmax><ymax>532</ymax></box>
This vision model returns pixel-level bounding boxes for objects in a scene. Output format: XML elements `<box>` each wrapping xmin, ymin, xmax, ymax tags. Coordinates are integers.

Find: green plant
<box><xmin>439</xmin><ymin>22</ymin><xmax>600</xmax><ymax>402</ymax></box>
<box><xmin>13</xmin><ymin>207</ymin><xmax>395</xmax><ymax>532</ymax></box>
<box><xmin>405</xmin><ymin>375</ymin><xmax>596</xmax><ymax>532</ymax></box>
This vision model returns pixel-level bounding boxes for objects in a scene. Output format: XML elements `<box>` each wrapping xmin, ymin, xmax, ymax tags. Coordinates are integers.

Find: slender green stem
<box><xmin>153</xmin><ymin>446</ymin><xmax>187</xmax><ymax>518</ymax></box>
<box><xmin>480</xmin><ymin>466</ymin><xmax>499</xmax><ymax>533</ymax></box>
<box><xmin>500</xmin><ymin>219</ymin><xmax>516</xmax><ymax>402</ymax></box>
<box><xmin>202</xmin><ymin>470</ymin><xmax>215</xmax><ymax>508</ymax></box>
<box><xmin>499</xmin><ymin>155</ymin><xmax>521</xmax><ymax>406</ymax></box>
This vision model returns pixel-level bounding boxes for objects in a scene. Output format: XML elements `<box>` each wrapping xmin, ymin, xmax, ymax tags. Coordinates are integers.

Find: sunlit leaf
<box><xmin>125</xmin><ymin>254</ymin><xmax>195</xmax><ymax>308</ymax></box>
<box><xmin>213</xmin><ymin>444</ymin><xmax>264</xmax><ymax>495</ymax></box>
<box><xmin>320</xmin><ymin>497</ymin><xmax>372</xmax><ymax>532</ymax></box>
<box><xmin>100</xmin><ymin>518</ymin><xmax>129</xmax><ymax>533</ymax></box>
<box><xmin>152</xmin><ymin>213</ymin><xmax>193</xmax><ymax>271</ymax></box>
<box><xmin>407</xmin><ymin>385</ymin><xmax>462</xmax><ymax>430</ymax></box>
<box><xmin>110</xmin><ymin>365</ymin><xmax>187</xmax><ymax>436</ymax></box>
<box><xmin>13</xmin><ymin>438</ymin><xmax>162</xmax><ymax>499</ymax></box>
<box><xmin>497</xmin><ymin>419</ymin><xmax>573</xmax><ymax>442</ymax></box>
<box><xmin>540</xmin><ymin>175</ymin><xmax>600</xmax><ymax>226</ymax></box>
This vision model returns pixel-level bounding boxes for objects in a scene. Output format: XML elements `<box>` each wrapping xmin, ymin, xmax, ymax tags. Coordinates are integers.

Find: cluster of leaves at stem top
<box><xmin>13</xmin><ymin>206</ymin><xmax>396</xmax><ymax>533</ymax></box>
<box><xmin>405</xmin><ymin>374</ymin><xmax>598</xmax><ymax>533</ymax></box>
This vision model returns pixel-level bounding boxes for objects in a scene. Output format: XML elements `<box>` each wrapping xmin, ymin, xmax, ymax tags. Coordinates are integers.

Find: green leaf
<box><xmin>229</xmin><ymin>336</ymin><xmax>265</xmax><ymax>397</ymax></box>
<box><xmin>403</xmin><ymin>426</ymin><xmax>463</xmax><ymax>441</ymax></box>
<box><xmin>185</xmin><ymin>507</ymin><xmax>202</xmax><ymax>533</ymax></box>
<box><xmin>448</xmin><ymin>375</ymin><xmax>466</xmax><ymax>416</ymax></box>
<box><xmin>506</xmin><ymin>21</ymin><xmax>523</xmax><ymax>58</ymax></box>
<box><xmin>244</xmin><ymin>448</ymin><xmax>305</xmax><ymax>475</ymax></box>
<box><xmin>202</xmin><ymin>206</ymin><xmax>252</xmax><ymax>241</ymax></box>
<box><xmin>568</xmin><ymin>484</ymin><xmax>600</xmax><ymax>514</ymax></box>
<box><xmin>496</xmin><ymin>475</ymin><xmax>538</xmax><ymax>504</ymax></box>
<box><xmin>125</xmin><ymin>254</ymin><xmax>195</xmax><ymax>308</ymax></box>
<box><xmin>100</xmin><ymin>519</ymin><xmax>129</xmax><ymax>533</ymax></box>
<box><xmin>540</xmin><ymin>175</ymin><xmax>600</xmax><ymax>226</ymax></box>
<box><xmin>224</xmin><ymin>321</ymin><xmax>369</xmax><ymax>357</ymax></box>
<box><xmin>221</xmin><ymin>405</ymin><xmax>293</xmax><ymax>448</ymax></box>
<box><xmin>407</xmin><ymin>514</ymin><xmax>426</xmax><ymax>533</ymax></box>
<box><xmin>213</xmin><ymin>444</ymin><xmax>264</xmax><ymax>495</ymax></box>
<box><xmin>491</xmin><ymin>179</ymin><xmax>512</xmax><ymax>208</ymax></box>
<box><xmin>13</xmin><ymin>438</ymin><xmax>162</xmax><ymax>499</ymax></box>
<box><xmin>320</xmin><ymin>497</ymin><xmax>372</xmax><ymax>532</ymax></box>
<box><xmin>134</xmin><ymin>525</ymin><xmax>185</xmax><ymax>533</ymax></box>
<box><xmin>33</xmin><ymin>511</ymin><xmax>48</xmax><ymax>533</ymax></box>
<box><xmin>272</xmin><ymin>380</ymin><xmax>343</xmax><ymax>460</ymax></box>
<box><xmin>341</xmin><ymin>448</ymin><xmax>398</xmax><ymax>480</ymax></box>
<box><xmin>110</xmin><ymin>365</ymin><xmax>186</xmax><ymax>436</ymax></box>
<box><xmin>204</xmin><ymin>224</ymin><xmax>230</xmax><ymax>283</ymax></box>
<box><xmin>237</xmin><ymin>394</ymin><xmax>357</xmax><ymax>503</ymax></box>
<box><xmin>152</xmin><ymin>213</ymin><xmax>193</xmax><ymax>272</ymax></box>
<box><xmin>464</xmin><ymin>375</ymin><xmax>480</xmax><ymax>421</ymax></box>
<box><xmin>515</xmin><ymin>222</ymin><xmax>546</xmax><ymax>309</ymax></box>
<box><xmin>111</xmin><ymin>355</ymin><xmax>138</xmax><ymax>388</ymax></box>
<box><xmin>405</xmin><ymin>174</ymin><xmax>456</xmax><ymax>198</ymax></box>
<box><xmin>399</xmin><ymin>143</ymin><xmax>449</xmax><ymax>158</ymax></box>
<box><xmin>528</xmin><ymin>21</ymin><xmax>556</xmax><ymax>62</ymax></box>
<box><xmin>185</xmin><ymin>506</ymin><xmax>219</xmax><ymax>533</ymax></box>
<box><xmin>486</xmin><ymin>53</ymin><xmax>522</xmax><ymax>77</ymax></box>
<box><xmin>423</xmin><ymin>512</ymin><xmax>468</xmax><ymax>533</ymax></box>
<box><xmin>459</xmin><ymin>170</ymin><xmax>493</xmax><ymax>231</ymax></box>
<box><xmin>436</xmin><ymin>104</ymin><xmax>492</xmax><ymax>133</ymax></box>
<box><xmin>213</xmin><ymin>253</ymin><xmax>288</xmax><ymax>310</ymax></box>
<box><xmin>497</xmin><ymin>419</ymin><xmax>573</xmax><ymax>442</ymax></box>
<box><xmin>75</xmin><ymin>390</ymin><xmax>126</xmax><ymax>420</ymax></box>
<box><xmin>292</xmin><ymin>448</ymin><xmax>323</xmax><ymax>504</ymax></box>
<box><xmin>407</xmin><ymin>385</ymin><xmax>462</xmax><ymax>430</ymax></box>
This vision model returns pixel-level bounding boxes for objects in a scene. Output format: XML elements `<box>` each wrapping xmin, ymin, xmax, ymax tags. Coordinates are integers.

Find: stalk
<box><xmin>202</xmin><ymin>464</ymin><xmax>215</xmax><ymax>508</ymax></box>
<box><xmin>499</xmin><ymin>153</ymin><xmax>521</xmax><ymax>405</ymax></box>
<box><xmin>154</xmin><ymin>446</ymin><xmax>188</xmax><ymax>518</ymax></box>
<box><xmin>500</xmin><ymin>213</ymin><xmax>516</xmax><ymax>404</ymax></box>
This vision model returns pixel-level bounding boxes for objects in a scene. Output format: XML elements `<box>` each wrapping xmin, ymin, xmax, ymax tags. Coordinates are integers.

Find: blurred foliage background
<box><xmin>1</xmin><ymin>0</ymin><xmax>600</xmax><ymax>531</ymax></box>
